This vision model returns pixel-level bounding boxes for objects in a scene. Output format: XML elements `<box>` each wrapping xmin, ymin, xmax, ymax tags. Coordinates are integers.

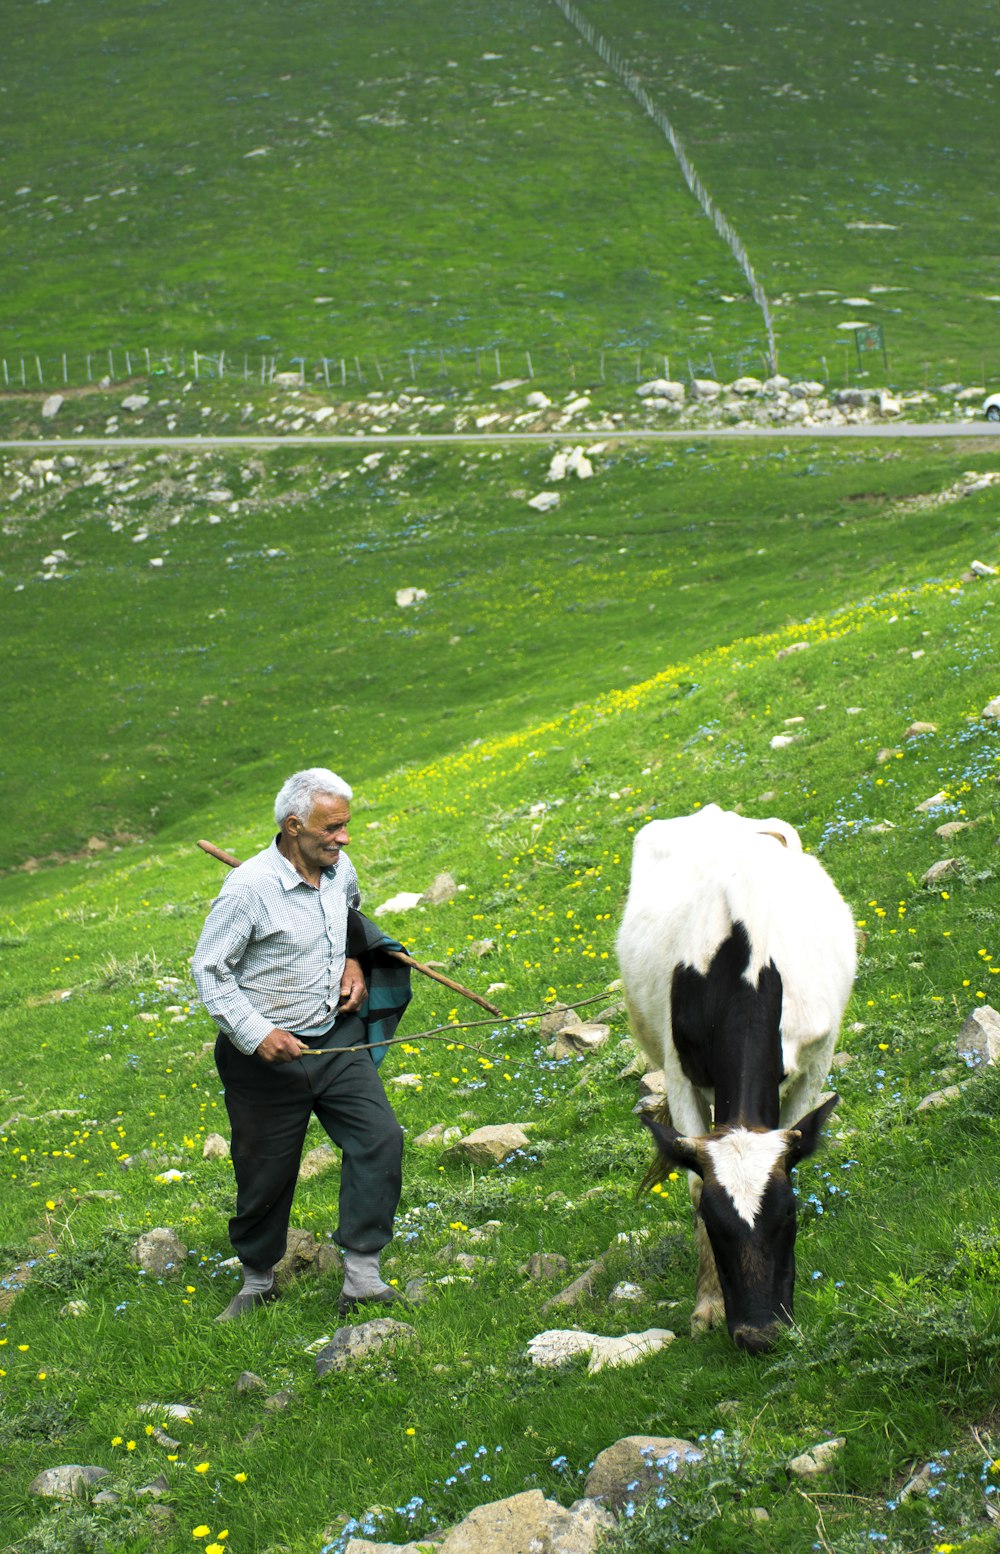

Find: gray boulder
<box><xmin>440</xmin><ymin>1124</ymin><xmax>529</xmax><ymax>1167</ymax></box>
<box><xmin>957</xmin><ymin>1005</ymin><xmax>1000</xmax><ymax>1067</ymax></box>
<box><xmin>29</xmin><ymin>1465</ymin><xmax>110</xmax><ymax>1499</ymax></box>
<box><xmin>315</xmin><ymin>1318</ymin><xmax>419</xmax><ymax>1376</ymax></box>
<box><xmin>584</xmin><ymin>1435</ymin><xmax>703</xmax><ymax>1510</ymax></box>
<box><xmin>130</xmin><ymin>1227</ymin><xmax>187</xmax><ymax>1276</ymax></box>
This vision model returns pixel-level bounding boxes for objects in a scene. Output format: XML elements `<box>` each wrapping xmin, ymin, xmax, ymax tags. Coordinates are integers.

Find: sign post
<box><xmin>854</xmin><ymin>323</ymin><xmax>887</xmax><ymax>371</ymax></box>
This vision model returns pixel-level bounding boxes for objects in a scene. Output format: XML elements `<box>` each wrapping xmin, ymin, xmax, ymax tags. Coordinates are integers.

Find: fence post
<box><xmin>125</xmin><ymin>350</ymin><xmax>132</xmax><ymax>376</ymax></box>
<box><xmin>62</xmin><ymin>354</ymin><xmax>68</xmax><ymax>384</ymax></box>
<box><xmin>194</xmin><ymin>351</ymin><xmax>199</xmax><ymax>381</ymax></box>
<box><xmin>407</xmin><ymin>351</ymin><xmax>415</xmax><ymax>381</ymax></box>
<box><xmin>108</xmin><ymin>350</ymin><xmax>114</xmax><ymax>381</ymax></box>
<box><xmin>476</xmin><ymin>347</ymin><xmax>481</xmax><ymax>377</ymax></box>
<box><xmin>374</xmin><ymin>357</ymin><xmax>384</xmax><ymax>382</ymax></box>
<box><xmin>494</xmin><ymin>347</ymin><xmax>501</xmax><ymax>378</ymax></box>
<box><xmin>145</xmin><ymin>347</ymin><xmax>151</xmax><ymax>374</ymax></box>
<box><xmin>36</xmin><ymin>355</ymin><xmax>43</xmax><ymax>384</ymax></box>
<box><xmin>526</xmin><ymin>350</ymin><xmax>533</xmax><ymax>380</ymax></box>
<box><xmin>340</xmin><ymin>358</ymin><xmax>347</xmax><ymax>386</ymax></box>
<box><xmin>21</xmin><ymin>359</ymin><xmax>26</xmax><ymax>387</ymax></box>
<box><xmin>2</xmin><ymin>360</ymin><xmax>7</xmax><ymax>387</ymax></box>
<box><xmin>220</xmin><ymin>351</ymin><xmax>226</xmax><ymax>379</ymax></box>
<box><xmin>322</xmin><ymin>358</ymin><xmax>330</xmax><ymax>387</ymax></box>
<box><xmin>244</xmin><ymin>354</ymin><xmax>249</xmax><ymax>382</ymax></box>
<box><xmin>355</xmin><ymin>355</ymin><xmax>364</xmax><ymax>383</ymax></box>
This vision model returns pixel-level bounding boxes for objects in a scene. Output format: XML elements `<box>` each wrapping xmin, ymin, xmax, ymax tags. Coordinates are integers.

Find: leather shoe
<box><xmin>215</xmin><ymin>1285</ymin><xmax>280</xmax><ymax>1323</ymax></box>
<box><xmin>337</xmin><ymin>1286</ymin><xmax>410</xmax><ymax>1317</ymax></box>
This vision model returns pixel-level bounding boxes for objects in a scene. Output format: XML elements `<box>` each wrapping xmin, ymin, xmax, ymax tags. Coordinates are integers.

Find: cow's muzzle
<box><xmin>731</xmin><ymin>1322</ymin><xmax>782</xmax><ymax>1356</ymax></box>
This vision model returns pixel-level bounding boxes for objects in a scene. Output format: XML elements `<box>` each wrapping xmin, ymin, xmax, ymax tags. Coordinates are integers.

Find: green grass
<box><xmin>3</xmin><ymin>0</ymin><xmax>996</xmax><ymax>390</ymax></box>
<box><xmin>570</xmin><ymin>0</ymin><xmax>1000</xmax><ymax>385</ymax></box>
<box><xmin>1</xmin><ymin>434</ymin><xmax>999</xmax><ymax>1553</ymax></box>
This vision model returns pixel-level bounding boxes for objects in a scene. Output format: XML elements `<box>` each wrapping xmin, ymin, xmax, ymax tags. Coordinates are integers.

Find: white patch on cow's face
<box><xmin>704</xmin><ymin>1129</ymin><xmax>787</xmax><ymax>1226</ymax></box>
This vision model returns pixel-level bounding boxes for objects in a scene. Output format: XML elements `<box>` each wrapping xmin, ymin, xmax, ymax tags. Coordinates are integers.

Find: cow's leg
<box><xmin>689</xmin><ymin>1178</ymin><xmax>725</xmax><ymax>1336</ymax></box>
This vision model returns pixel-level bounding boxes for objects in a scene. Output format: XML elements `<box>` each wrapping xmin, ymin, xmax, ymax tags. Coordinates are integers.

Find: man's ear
<box><xmin>785</xmin><ymin>1092</ymin><xmax>839</xmax><ymax>1168</ymax></box>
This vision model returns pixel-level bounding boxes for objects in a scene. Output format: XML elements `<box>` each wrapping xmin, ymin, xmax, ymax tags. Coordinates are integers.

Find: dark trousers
<box><xmin>214</xmin><ymin>1013</ymin><xmax>404</xmax><ymax>1272</ymax></box>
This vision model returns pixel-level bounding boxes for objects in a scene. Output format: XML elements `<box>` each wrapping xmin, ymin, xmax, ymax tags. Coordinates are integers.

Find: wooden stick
<box><xmin>196</xmin><ymin>839</ymin><xmax>503</xmax><ymax>1016</ymax></box>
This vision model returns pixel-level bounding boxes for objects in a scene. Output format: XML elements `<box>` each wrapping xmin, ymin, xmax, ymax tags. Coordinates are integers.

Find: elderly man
<box><xmin>193</xmin><ymin>766</ymin><xmax>406</xmax><ymax>1321</ymax></box>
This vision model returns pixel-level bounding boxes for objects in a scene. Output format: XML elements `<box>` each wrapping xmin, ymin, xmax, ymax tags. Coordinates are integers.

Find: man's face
<box><xmin>288</xmin><ymin>792</ymin><xmax>351</xmax><ymax>873</ymax></box>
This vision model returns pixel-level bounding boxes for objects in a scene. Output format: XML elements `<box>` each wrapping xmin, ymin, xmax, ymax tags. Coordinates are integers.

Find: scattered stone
<box><xmin>137</xmin><ymin>1402</ymin><xmax>196</xmax><ymax>1422</ymax></box>
<box><xmin>905</xmin><ymin>721</ymin><xmax>938</xmax><ymax>738</ymax></box>
<box><xmin>315</xmin><ymin>1318</ymin><xmax>419</xmax><ymax>1376</ymax></box>
<box><xmin>527</xmin><ymin>491</ymin><xmax>560</xmax><ymax>512</ymax></box>
<box><xmin>121</xmin><ymin>394</ymin><xmax>150</xmax><ymax>412</ymax></box>
<box><xmin>60</xmin><ymin>1299</ymin><xmax>89</xmax><ymax>1318</ymax></box>
<box><xmin>584</xmin><ymin>1436</ymin><xmax>702</xmax><ymax>1511</ymax></box>
<box><xmin>971</xmin><ymin>560</ymin><xmax>998</xmax><ymax>577</ymax></box>
<box><xmin>149</xmin><ymin>1427</ymin><xmax>181</xmax><ymax>1450</ymax></box>
<box><xmin>917</xmin><ymin>1086</ymin><xmax>964</xmax><ymax>1111</ymax></box>
<box><xmin>41</xmin><ymin>394</ymin><xmax>63</xmax><ymax>419</ymax></box>
<box><xmin>831</xmin><ymin>1051</ymin><xmax>856</xmax><ymax>1069</ymax></box>
<box><xmin>982</xmin><ymin>695</ymin><xmax>1000</xmax><ymax>719</ymax></box>
<box><xmin>638</xmin><ymin>1069</ymin><xmax>667</xmax><ymax>1098</ymax></box>
<box><xmin>413</xmin><ymin>1123</ymin><xmax>463</xmax><ymax>1148</ymax></box>
<box><xmin>235</xmin><ymin>1370</ymin><xmax>266</xmax><ymax>1394</ymax></box>
<box><xmin>552</xmin><ymin>1022</ymin><xmax>610</xmax><ymax>1058</ymax></box>
<box><xmin>770</xmin><ymin>734</ymin><xmax>800</xmax><ymax>750</ymax></box>
<box><xmin>368</xmin><ymin>1489</ymin><xmax>613</xmax><ymax>1554</ymax></box>
<box><xmin>130</xmin><ymin>1227</ymin><xmax>187</xmax><ymax>1276</ymax></box>
<box><xmin>134</xmin><ymin>1474</ymin><xmax>170</xmax><ymax>1499</ymax></box>
<box><xmin>522</xmin><ymin>1252</ymin><xmax>570</xmax><ymax>1281</ymax></box>
<box><xmin>899</xmin><ymin>1462</ymin><xmax>936</xmax><ymax>1501</ymax></box>
<box><xmin>876</xmin><ymin>747</ymin><xmax>901</xmax><ymax>763</ymax></box>
<box><xmin>389</xmin><ymin>1074</ymin><xmax>422</xmax><ymax>1089</ymax></box>
<box><xmin>299</xmin><ymin>1143</ymin><xmax>337</xmax><ymax>1180</ymax></box>
<box><xmin>29</xmin><ymin>1465</ymin><xmax>110</xmax><ymax>1499</ymax></box>
<box><xmin>542</xmin><ymin>1257</ymin><xmax>606</xmax><ymax>1311</ymax></box>
<box><xmin>440</xmin><ymin>1124</ymin><xmax>530</xmax><ymax>1167</ymax></box>
<box><xmin>690</xmin><ymin>378</ymin><xmax>721</xmax><ymax>400</ymax></box>
<box><xmin>395</xmin><ymin>588</ymin><xmax>427</xmax><ymax>608</ymax></box>
<box><xmin>263</xmin><ymin>1388</ymin><xmax>295</xmax><ymax>1412</ymax></box>
<box><xmin>421</xmin><ymin>873</ymin><xmax>458</xmax><ymax>905</ymax></box>
<box><xmin>202</xmin><ymin>1132</ymin><xmax>229</xmax><ymax>1160</ymax></box>
<box><xmin>915</xmin><ymin>791</ymin><xmax>949</xmax><ymax>812</ymax></box>
<box><xmin>921</xmin><ymin>859</ymin><xmax>961</xmax><ymax>885</ymax></box>
<box><xmin>527</xmin><ymin>1327</ymin><xmax>674</xmax><ymax>1373</ymax></box>
<box><xmin>637</xmin><ymin>379</ymin><xmax>685</xmax><ymax>403</ymax></box>
<box><xmin>525</xmin><ymin>391</ymin><xmax>551</xmax><ymax>409</ymax></box>
<box><xmin>374</xmin><ymin>892</ymin><xmax>423</xmax><ymax>916</ymax></box>
<box><xmin>469</xmin><ymin>938</ymin><xmax>495</xmax><ymax>957</ymax></box>
<box><xmin>935</xmin><ymin>820</ymin><xmax>973</xmax><ymax>839</ymax></box>
<box><xmin>957</xmin><ymin>1005</ymin><xmax>1000</xmax><ymax>1066</ymax></box>
<box><xmin>775</xmin><ymin>642</ymin><xmax>809</xmax><ymax>660</ymax></box>
<box><xmin>610</xmin><ymin>1282</ymin><xmax>645</xmax><ymax>1302</ymax></box>
<box><xmin>538</xmin><ymin>1004</ymin><xmax>582</xmax><ymax>1038</ymax></box>
<box><xmin>275</xmin><ymin>1227</ymin><xmax>319</xmax><ymax>1283</ymax></box>
<box><xmin>788</xmin><ymin>1438</ymin><xmax>846</xmax><ymax>1478</ymax></box>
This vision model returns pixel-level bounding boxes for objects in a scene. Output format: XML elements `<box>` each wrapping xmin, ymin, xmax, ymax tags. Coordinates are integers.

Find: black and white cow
<box><xmin>616</xmin><ymin>804</ymin><xmax>856</xmax><ymax>1354</ymax></box>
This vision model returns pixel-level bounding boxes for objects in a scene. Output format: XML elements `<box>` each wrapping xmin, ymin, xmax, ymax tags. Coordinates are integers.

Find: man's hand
<box><xmin>256</xmin><ymin>1028</ymin><xmax>308</xmax><ymax>1064</ymax></box>
<box><xmin>339</xmin><ymin>956</ymin><xmax>367</xmax><ymax>1014</ymax></box>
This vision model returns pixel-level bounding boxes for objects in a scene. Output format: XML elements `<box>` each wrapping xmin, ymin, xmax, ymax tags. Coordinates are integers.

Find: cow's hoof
<box><xmin>690</xmin><ymin>1300</ymin><xmax>724</xmax><ymax>1337</ymax></box>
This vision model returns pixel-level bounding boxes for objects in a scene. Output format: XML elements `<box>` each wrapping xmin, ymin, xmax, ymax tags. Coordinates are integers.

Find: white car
<box><xmin>985</xmin><ymin>392</ymin><xmax>1000</xmax><ymax>422</ymax></box>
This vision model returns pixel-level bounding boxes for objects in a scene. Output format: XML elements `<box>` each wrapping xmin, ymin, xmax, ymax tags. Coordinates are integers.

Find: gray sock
<box><xmin>341</xmin><ymin>1248</ymin><xmax>391</xmax><ymax>1298</ymax></box>
<box><xmin>240</xmin><ymin>1263</ymin><xmax>274</xmax><ymax>1296</ymax></box>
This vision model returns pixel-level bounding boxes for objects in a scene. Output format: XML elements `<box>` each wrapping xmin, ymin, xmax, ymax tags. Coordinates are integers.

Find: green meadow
<box><xmin>2</xmin><ymin>0</ymin><xmax>996</xmax><ymax>387</ymax></box>
<box><xmin>3</xmin><ymin>0</ymin><xmax>1000</xmax><ymax>1549</ymax></box>
<box><xmin>1</xmin><ymin>436</ymin><xmax>999</xmax><ymax>1553</ymax></box>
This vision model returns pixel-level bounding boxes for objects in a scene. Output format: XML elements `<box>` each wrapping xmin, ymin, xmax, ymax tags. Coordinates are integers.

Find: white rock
<box><xmin>395</xmin><ymin>587</ymin><xmax>427</xmax><ymax>607</ymax></box>
<box><xmin>982</xmin><ymin>695</ymin><xmax>1000</xmax><ymax>719</ymax></box>
<box><xmin>41</xmin><ymin>394</ymin><xmax>63</xmax><ymax>419</ymax></box>
<box><xmin>691</xmin><ymin>378</ymin><xmax>721</xmax><ymax>400</ymax></box>
<box><xmin>770</xmin><ymin>734</ymin><xmax>800</xmax><ymax>750</ymax></box>
<box><xmin>566</xmin><ymin>446</ymin><xmax>593</xmax><ymax>479</ymax></box>
<box><xmin>547</xmin><ymin>451</ymin><xmax>569</xmax><ymax>481</ymax></box>
<box><xmin>637</xmin><ymin>378</ymin><xmax>685</xmax><ymax>403</ymax></box>
<box><xmin>528</xmin><ymin>1327</ymin><xmax>674</xmax><ymax>1373</ymax></box>
<box><xmin>122</xmin><ymin>394</ymin><xmax>149</xmax><ymax>412</ymax></box>
<box><xmin>525</xmin><ymin>391</ymin><xmax>551</xmax><ymax>409</ymax></box>
<box><xmin>374</xmin><ymin>892</ymin><xmax>423</xmax><ymax>916</ymax></box>
<box><xmin>788</xmin><ymin>1438</ymin><xmax>846</xmax><ymax>1478</ymax></box>
<box><xmin>915</xmin><ymin>791</ymin><xmax>949</xmax><ymax>812</ymax></box>
<box><xmin>528</xmin><ymin>491</ymin><xmax>560</xmax><ymax>512</ymax></box>
<box><xmin>563</xmin><ymin>396</ymin><xmax>590</xmax><ymax>414</ymax></box>
<box><xmin>970</xmin><ymin>560</ymin><xmax>997</xmax><ymax>577</ymax></box>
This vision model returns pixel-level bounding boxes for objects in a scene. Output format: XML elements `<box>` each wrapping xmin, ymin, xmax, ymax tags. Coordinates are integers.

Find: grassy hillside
<box><xmin>567</xmin><ymin>0</ymin><xmax>1000</xmax><ymax>384</ymax></box>
<box><xmin>1</xmin><ymin>436</ymin><xmax>999</xmax><ymax>1554</ymax></box>
<box><xmin>3</xmin><ymin>0</ymin><xmax>996</xmax><ymax>387</ymax></box>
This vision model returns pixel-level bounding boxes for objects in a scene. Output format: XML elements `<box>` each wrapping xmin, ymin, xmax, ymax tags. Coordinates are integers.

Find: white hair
<box><xmin>274</xmin><ymin>767</ymin><xmax>352</xmax><ymax>827</ymax></box>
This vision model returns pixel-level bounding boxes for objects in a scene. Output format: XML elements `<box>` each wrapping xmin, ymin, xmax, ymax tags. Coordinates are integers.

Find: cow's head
<box><xmin>642</xmin><ymin>1094</ymin><xmax>838</xmax><ymax>1354</ymax></box>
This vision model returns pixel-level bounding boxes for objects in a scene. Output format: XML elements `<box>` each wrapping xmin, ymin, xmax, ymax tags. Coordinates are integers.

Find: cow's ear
<box><xmin>785</xmin><ymin>1092</ymin><xmax>838</xmax><ymax>1167</ymax></box>
<box><xmin>641</xmin><ymin>1115</ymin><xmax>705</xmax><ymax>1176</ymax></box>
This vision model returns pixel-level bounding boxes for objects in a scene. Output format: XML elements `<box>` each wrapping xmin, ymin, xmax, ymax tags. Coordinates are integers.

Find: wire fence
<box><xmin>1</xmin><ymin>338</ymin><xmax>803</xmax><ymax>397</ymax></box>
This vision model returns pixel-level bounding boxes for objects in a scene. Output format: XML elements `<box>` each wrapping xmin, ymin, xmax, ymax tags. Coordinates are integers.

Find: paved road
<box><xmin>0</xmin><ymin>422</ymin><xmax>998</xmax><ymax>452</ymax></box>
